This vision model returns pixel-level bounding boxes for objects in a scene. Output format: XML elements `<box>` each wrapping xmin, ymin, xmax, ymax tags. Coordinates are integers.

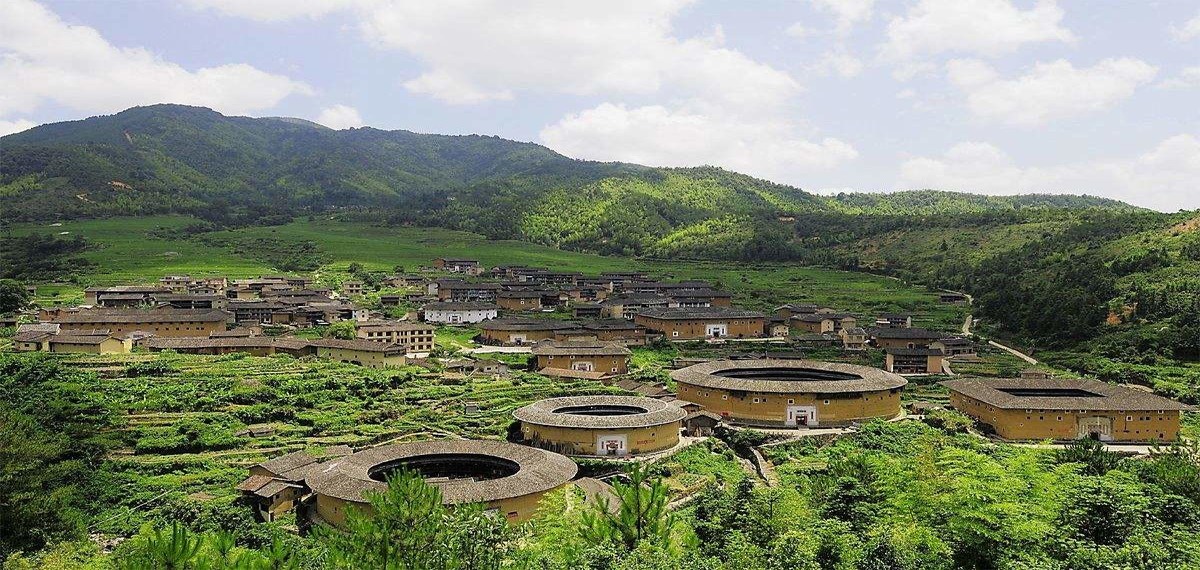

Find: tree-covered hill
<box><xmin>826</xmin><ymin>189</ymin><xmax>1143</xmax><ymax>215</ymax></box>
<box><xmin>2</xmin><ymin>105</ymin><xmax>1137</xmax><ymax>252</ymax></box>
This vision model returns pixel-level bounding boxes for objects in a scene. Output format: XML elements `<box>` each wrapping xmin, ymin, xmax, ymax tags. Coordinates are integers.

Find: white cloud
<box><xmin>811</xmin><ymin>51</ymin><xmax>864</xmax><ymax>78</ymax></box>
<box><xmin>186</xmin><ymin>0</ymin><xmax>356</xmax><ymax>22</ymax></box>
<box><xmin>882</xmin><ymin>0</ymin><xmax>1074</xmax><ymax>62</ymax></box>
<box><xmin>316</xmin><ymin>104</ymin><xmax>364</xmax><ymax>129</ymax></box>
<box><xmin>1172</xmin><ymin>10</ymin><xmax>1200</xmax><ymax>41</ymax></box>
<box><xmin>946</xmin><ymin>58</ymin><xmax>1157</xmax><ymax>126</ymax></box>
<box><xmin>898</xmin><ymin>136</ymin><xmax>1200</xmax><ymax>211</ymax></box>
<box><xmin>1157</xmin><ymin>67</ymin><xmax>1200</xmax><ymax>89</ymax></box>
<box><xmin>785</xmin><ymin>21</ymin><xmax>809</xmax><ymax>39</ymax></box>
<box><xmin>352</xmin><ymin>1</ymin><xmax>797</xmax><ymax>109</ymax></box>
<box><xmin>0</xmin><ymin>0</ymin><xmax>310</xmax><ymax>120</ymax></box>
<box><xmin>540</xmin><ymin>103</ymin><xmax>858</xmax><ymax>183</ymax></box>
<box><xmin>184</xmin><ymin>0</ymin><xmax>852</xmax><ymax>187</ymax></box>
<box><xmin>0</xmin><ymin>118</ymin><xmax>36</xmax><ymax>136</ymax></box>
<box><xmin>812</xmin><ymin>0</ymin><xmax>874</xmax><ymax>35</ymax></box>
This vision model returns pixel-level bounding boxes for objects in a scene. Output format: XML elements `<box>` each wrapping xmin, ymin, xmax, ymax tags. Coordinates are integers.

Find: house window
<box><xmin>787</xmin><ymin>399</ymin><xmax>794</xmax><ymax>404</ymax></box>
<box><xmin>1127</xmin><ymin>416</ymin><xmax>1133</xmax><ymax>421</ymax></box>
<box><xmin>823</xmin><ymin>400</ymin><xmax>830</xmax><ymax>405</ymax></box>
<box><xmin>753</xmin><ymin>398</ymin><xmax>760</xmax><ymax>404</ymax></box>
<box><xmin>722</xmin><ymin>394</ymin><xmax>728</xmax><ymax>400</ymax></box>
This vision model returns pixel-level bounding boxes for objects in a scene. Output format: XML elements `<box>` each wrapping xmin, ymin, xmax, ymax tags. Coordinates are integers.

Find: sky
<box><xmin>1</xmin><ymin>0</ymin><xmax>1198</xmax><ymax>211</ymax></box>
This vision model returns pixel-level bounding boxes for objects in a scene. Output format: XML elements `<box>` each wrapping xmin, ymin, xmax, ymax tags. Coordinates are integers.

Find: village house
<box><xmin>13</xmin><ymin>330</ymin><xmax>132</xmax><ymax>354</ymax></box>
<box><xmin>355</xmin><ymin>322</ymin><xmax>435</xmax><ymax>355</ymax></box>
<box><xmin>153</xmin><ymin>293</ymin><xmax>227</xmax><ymax>310</ymax></box>
<box><xmin>84</xmin><ymin>286</ymin><xmax>172</xmax><ymax>307</ymax></box>
<box><xmin>228</xmin><ymin>300</ymin><xmax>286</xmax><ymax>325</ymax></box>
<box><xmin>600</xmin><ymin>293</ymin><xmax>672</xmax><ymax>320</ymax></box>
<box><xmin>146</xmin><ymin>337</ymin><xmax>313</xmax><ymax>357</ymax></box>
<box><xmin>382</xmin><ymin>274</ymin><xmax>422</xmax><ymax>288</ymax></box>
<box><xmin>943</xmin><ymin>378</ymin><xmax>1193</xmax><ymax>442</ymax></box>
<box><xmin>479</xmin><ymin>318</ymin><xmax>579</xmax><ymax>344</ymax></box>
<box><xmin>931</xmin><ymin>337</ymin><xmax>977</xmax><ymax>359</ymax></box>
<box><xmin>682</xmin><ymin>410</ymin><xmax>723</xmax><ymax>437</ymax></box>
<box><xmin>496</xmin><ymin>290</ymin><xmax>543</xmax><ymax>311</ymax></box>
<box><xmin>341</xmin><ymin>280</ymin><xmax>364</xmax><ymax>296</ymax></box>
<box><xmin>379</xmin><ymin>294</ymin><xmax>404</xmax><ymax>306</ymax></box>
<box><xmin>556</xmin><ymin>319</ymin><xmax>648</xmax><ymax>345</ymax></box>
<box><xmin>875</xmin><ymin>313</ymin><xmax>913</xmax><ymax>328</ymax></box>
<box><xmin>435</xmin><ymin>280</ymin><xmax>501</xmax><ymax>302</ymax></box>
<box><xmin>48</xmin><ymin>308</ymin><xmax>231</xmax><ymax>338</ymax></box>
<box><xmin>308</xmin><ymin>338</ymin><xmax>409</xmax><ymax>368</ymax></box>
<box><xmin>885</xmin><ymin>347</ymin><xmax>945</xmax><ymax>374</ymax></box>
<box><xmin>421</xmin><ymin>301</ymin><xmax>499</xmax><ymax>324</ymax></box>
<box><xmin>532</xmin><ymin>340</ymin><xmax>632</xmax><ymax>376</ymax></box>
<box><xmin>237</xmin><ymin>448</ymin><xmax>352</xmax><ymax>522</ymax></box>
<box><xmin>789</xmin><ymin>313</ymin><xmax>857</xmax><ymax>334</ymax></box>
<box><xmin>871</xmin><ymin>327</ymin><xmax>943</xmax><ymax>349</ymax></box>
<box><xmin>571</xmin><ymin>303</ymin><xmax>603</xmax><ymax>318</ymax></box>
<box><xmin>840</xmin><ymin>326</ymin><xmax>869</xmax><ymax>351</ymax></box>
<box><xmin>635</xmin><ymin>307</ymin><xmax>766</xmax><ymax>340</ymax></box>
<box><xmin>432</xmin><ymin>258</ymin><xmax>483</xmax><ymax>275</ymax></box>
<box><xmin>939</xmin><ymin>292</ymin><xmax>969</xmax><ymax>304</ymax></box>
<box><xmin>774</xmin><ymin>303</ymin><xmax>829</xmax><ymax>319</ymax></box>
<box><xmin>667</xmin><ymin>289</ymin><xmax>734</xmax><ymax>308</ymax></box>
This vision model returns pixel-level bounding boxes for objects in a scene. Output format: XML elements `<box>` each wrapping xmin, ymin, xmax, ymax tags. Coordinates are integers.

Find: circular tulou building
<box><xmin>304</xmin><ymin>440</ymin><xmax>577</xmax><ymax>526</ymax></box>
<box><xmin>670</xmin><ymin>359</ymin><xmax>907</xmax><ymax>427</ymax></box>
<box><xmin>514</xmin><ymin>395</ymin><xmax>687</xmax><ymax>456</ymax></box>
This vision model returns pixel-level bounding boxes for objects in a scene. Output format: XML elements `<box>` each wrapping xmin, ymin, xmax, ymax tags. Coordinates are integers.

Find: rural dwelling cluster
<box><xmin>8</xmin><ymin>257</ymin><xmax>1190</xmax><ymax>535</ymax></box>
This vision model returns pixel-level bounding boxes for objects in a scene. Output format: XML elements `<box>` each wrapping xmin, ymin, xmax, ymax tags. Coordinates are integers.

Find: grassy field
<box><xmin>12</xmin><ymin>216</ymin><xmax>967</xmax><ymax>330</ymax></box>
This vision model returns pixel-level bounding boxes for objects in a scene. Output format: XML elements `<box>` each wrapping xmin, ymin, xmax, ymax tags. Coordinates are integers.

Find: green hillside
<box><xmin>3</xmin><ymin>105</ymin><xmax>1197</xmax><ymax>398</ymax></box>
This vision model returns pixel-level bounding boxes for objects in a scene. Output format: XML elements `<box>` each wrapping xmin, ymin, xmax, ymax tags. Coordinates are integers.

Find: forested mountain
<box><xmin>2</xmin><ymin>105</ymin><xmax>1134</xmax><ymax>252</ymax></box>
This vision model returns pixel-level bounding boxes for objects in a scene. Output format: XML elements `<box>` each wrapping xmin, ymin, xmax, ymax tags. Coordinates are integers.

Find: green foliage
<box><xmin>582</xmin><ymin>464</ymin><xmax>678</xmax><ymax>551</ymax></box>
<box><xmin>0</xmin><ymin>234</ymin><xmax>93</xmax><ymax>282</ymax></box>
<box><xmin>921</xmin><ymin>409</ymin><xmax>974</xmax><ymax>434</ymax></box>
<box><xmin>1055</xmin><ymin>437</ymin><xmax>1123</xmax><ymax>476</ymax></box>
<box><xmin>323</xmin><ymin>321</ymin><xmax>356</xmax><ymax>340</ymax></box>
<box><xmin>0</xmin><ymin>279</ymin><xmax>30</xmax><ymax>314</ymax></box>
<box><xmin>321</xmin><ymin>470</ymin><xmax>512</xmax><ymax>569</ymax></box>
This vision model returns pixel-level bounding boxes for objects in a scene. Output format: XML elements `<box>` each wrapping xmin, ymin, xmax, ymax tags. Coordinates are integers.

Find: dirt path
<box><xmin>988</xmin><ymin>340</ymin><xmax>1038</xmax><ymax>365</ymax></box>
<box><xmin>962</xmin><ymin>314</ymin><xmax>973</xmax><ymax>336</ymax></box>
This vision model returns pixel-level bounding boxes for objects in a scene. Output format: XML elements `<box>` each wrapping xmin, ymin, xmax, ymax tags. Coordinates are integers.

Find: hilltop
<box><xmin>2</xmin><ymin>105</ymin><xmax>1136</xmax><ymax>254</ymax></box>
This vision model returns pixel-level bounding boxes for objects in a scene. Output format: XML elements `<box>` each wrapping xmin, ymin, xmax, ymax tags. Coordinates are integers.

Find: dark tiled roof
<box><xmin>886</xmin><ymin>348</ymin><xmax>945</xmax><ymax>356</ymax></box>
<box><xmin>532</xmin><ymin>341</ymin><xmax>631</xmax><ymax>356</ymax></box>
<box><xmin>581</xmin><ymin>319</ymin><xmax>639</xmax><ymax>330</ymax></box>
<box><xmin>422</xmin><ymin>302</ymin><xmax>499</xmax><ymax>311</ymax></box>
<box><xmin>358</xmin><ymin>321</ymin><xmax>435</xmax><ymax>332</ymax></box>
<box><xmin>146</xmin><ymin>337</ymin><xmax>311</xmax><ymax>350</ymax></box>
<box><xmin>872</xmin><ymin>327</ymin><xmax>942</xmax><ymax>339</ymax></box>
<box><xmin>54</xmin><ymin>308</ymin><xmax>230</xmax><ymax>323</ymax></box>
<box><xmin>514</xmin><ymin>396</ymin><xmax>686</xmax><ymax>429</ymax></box>
<box><xmin>497</xmin><ymin>290</ymin><xmax>544</xmax><ymax>298</ymax></box>
<box><xmin>47</xmin><ymin>334</ymin><xmax>118</xmax><ymax>345</ymax></box>
<box><xmin>480</xmin><ymin>318</ymin><xmax>578</xmax><ymax>331</ymax></box>
<box><xmin>672</xmin><ymin>359</ymin><xmax>907</xmax><ymax>394</ymax></box>
<box><xmin>258</xmin><ymin>450</ymin><xmax>318</xmax><ymax>477</ymax></box>
<box><xmin>941</xmin><ymin>378</ymin><xmax>1193</xmax><ymax>411</ymax></box>
<box><xmin>305</xmin><ymin>439</ymin><xmax>577</xmax><ymax>505</ymax></box>
<box><xmin>308</xmin><ymin>338</ymin><xmax>407</xmax><ymax>353</ymax></box>
<box><xmin>638</xmin><ymin>307</ymin><xmax>765</xmax><ymax>320</ymax></box>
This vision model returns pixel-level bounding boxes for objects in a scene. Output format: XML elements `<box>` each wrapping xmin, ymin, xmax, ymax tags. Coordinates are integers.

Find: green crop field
<box><xmin>12</xmin><ymin>216</ymin><xmax>968</xmax><ymax>330</ymax></box>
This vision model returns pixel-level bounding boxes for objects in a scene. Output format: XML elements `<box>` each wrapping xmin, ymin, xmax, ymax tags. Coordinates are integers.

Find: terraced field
<box><xmin>37</xmin><ymin>350</ymin><xmax>627</xmax><ymax>535</ymax></box>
